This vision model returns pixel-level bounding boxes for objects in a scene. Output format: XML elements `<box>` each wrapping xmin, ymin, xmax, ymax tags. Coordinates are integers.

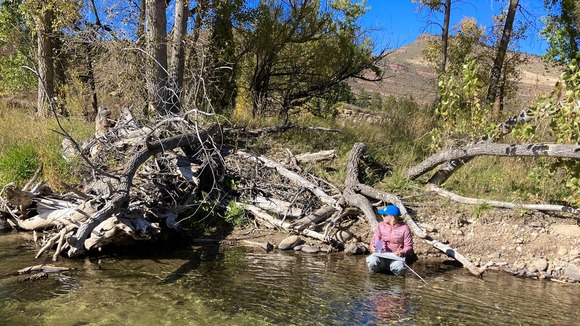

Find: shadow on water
<box><xmin>161</xmin><ymin>245</ymin><xmax>221</xmax><ymax>284</ymax></box>
<box><xmin>1</xmin><ymin>232</ymin><xmax>579</xmax><ymax>326</ymax></box>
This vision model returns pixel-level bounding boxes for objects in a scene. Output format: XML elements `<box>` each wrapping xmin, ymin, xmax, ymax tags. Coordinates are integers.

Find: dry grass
<box><xmin>0</xmin><ymin>100</ymin><xmax>93</xmax><ymax>189</ymax></box>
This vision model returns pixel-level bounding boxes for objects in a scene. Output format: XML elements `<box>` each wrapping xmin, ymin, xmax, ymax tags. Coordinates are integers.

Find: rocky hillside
<box><xmin>350</xmin><ymin>34</ymin><xmax>561</xmax><ymax>109</ymax></box>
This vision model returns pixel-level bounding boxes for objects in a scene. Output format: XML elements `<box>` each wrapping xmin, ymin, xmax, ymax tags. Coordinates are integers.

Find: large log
<box><xmin>84</xmin><ymin>216</ymin><xmax>161</xmax><ymax>250</ymax></box>
<box><xmin>426</xmin><ymin>108</ymin><xmax>535</xmax><ymax>185</ymax></box>
<box><xmin>252</xmin><ymin>196</ymin><xmax>303</xmax><ymax>218</ymax></box>
<box><xmin>15</xmin><ymin>201</ymin><xmax>97</xmax><ymax>231</ymax></box>
<box><xmin>291</xmin><ymin>205</ymin><xmax>336</xmax><ymax>231</ymax></box>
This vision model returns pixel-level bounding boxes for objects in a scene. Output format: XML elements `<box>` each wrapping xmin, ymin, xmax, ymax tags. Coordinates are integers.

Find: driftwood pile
<box><xmin>1</xmin><ymin>107</ymin><xmax>579</xmax><ymax>278</ymax></box>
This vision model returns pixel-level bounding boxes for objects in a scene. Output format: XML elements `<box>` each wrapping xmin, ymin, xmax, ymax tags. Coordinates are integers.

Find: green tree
<box><xmin>423</xmin><ymin>17</ymin><xmax>487</xmax><ymax>85</ymax></box>
<box><xmin>237</xmin><ymin>0</ymin><xmax>381</xmax><ymax>118</ymax></box>
<box><xmin>542</xmin><ymin>0</ymin><xmax>580</xmax><ymax>66</ymax></box>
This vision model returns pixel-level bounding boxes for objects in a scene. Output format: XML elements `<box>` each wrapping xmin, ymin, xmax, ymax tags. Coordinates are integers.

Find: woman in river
<box><xmin>366</xmin><ymin>205</ymin><xmax>414</xmax><ymax>275</ymax></box>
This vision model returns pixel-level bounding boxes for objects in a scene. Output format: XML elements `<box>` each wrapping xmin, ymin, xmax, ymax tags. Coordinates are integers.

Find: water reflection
<box><xmin>0</xmin><ymin>233</ymin><xmax>579</xmax><ymax>326</ymax></box>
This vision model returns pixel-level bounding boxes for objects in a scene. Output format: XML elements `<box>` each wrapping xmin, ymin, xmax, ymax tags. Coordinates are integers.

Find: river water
<box><xmin>0</xmin><ymin>233</ymin><xmax>578</xmax><ymax>326</ymax></box>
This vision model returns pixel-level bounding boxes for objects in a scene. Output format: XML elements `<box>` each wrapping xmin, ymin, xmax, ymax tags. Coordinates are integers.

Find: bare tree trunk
<box><xmin>145</xmin><ymin>0</ymin><xmax>169</xmax><ymax>114</ymax></box>
<box><xmin>168</xmin><ymin>0</ymin><xmax>189</xmax><ymax>113</ymax></box>
<box><xmin>487</xmin><ymin>0</ymin><xmax>519</xmax><ymax>105</ymax></box>
<box><xmin>439</xmin><ymin>0</ymin><xmax>451</xmax><ymax>75</ymax></box>
<box><xmin>36</xmin><ymin>9</ymin><xmax>55</xmax><ymax>117</ymax></box>
<box><xmin>188</xmin><ymin>0</ymin><xmax>208</xmax><ymax>74</ymax></box>
<box><xmin>343</xmin><ymin>143</ymin><xmax>379</xmax><ymax>230</ymax></box>
<box><xmin>86</xmin><ymin>43</ymin><xmax>98</xmax><ymax>121</ymax></box>
<box><xmin>137</xmin><ymin>0</ymin><xmax>147</xmax><ymax>46</ymax></box>
<box><xmin>428</xmin><ymin>0</ymin><xmax>450</xmax><ymax>108</ymax></box>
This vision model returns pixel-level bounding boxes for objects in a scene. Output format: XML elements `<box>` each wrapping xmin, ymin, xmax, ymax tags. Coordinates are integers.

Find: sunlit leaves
<box><xmin>20</xmin><ymin>0</ymin><xmax>81</xmax><ymax>30</ymax></box>
<box><xmin>432</xmin><ymin>59</ymin><xmax>493</xmax><ymax>151</ymax></box>
<box><xmin>520</xmin><ymin>57</ymin><xmax>580</xmax><ymax>204</ymax></box>
<box><xmin>0</xmin><ymin>3</ymin><xmax>35</xmax><ymax>91</ymax></box>
<box><xmin>238</xmin><ymin>0</ymin><xmax>377</xmax><ymax>116</ymax></box>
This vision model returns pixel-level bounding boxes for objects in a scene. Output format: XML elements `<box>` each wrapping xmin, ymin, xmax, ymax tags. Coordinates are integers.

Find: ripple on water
<box><xmin>1</xmin><ymin>236</ymin><xmax>579</xmax><ymax>326</ymax></box>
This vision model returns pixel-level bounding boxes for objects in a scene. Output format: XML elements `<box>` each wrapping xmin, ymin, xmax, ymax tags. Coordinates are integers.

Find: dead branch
<box><xmin>236</xmin><ymin>151</ymin><xmax>339</xmax><ymax>207</ymax></box>
<box><xmin>408</xmin><ymin>142</ymin><xmax>580</xmax><ymax>180</ymax></box>
<box><xmin>294</xmin><ymin>150</ymin><xmax>337</xmax><ymax>163</ymax></box>
<box><xmin>18</xmin><ymin>264</ymin><xmax>70</xmax><ymax>274</ymax></box>
<box><xmin>427</xmin><ymin>184</ymin><xmax>580</xmax><ymax>214</ymax></box>
<box><xmin>244</xmin><ymin>122</ymin><xmax>294</xmax><ymax>136</ymax></box>
<box><xmin>242</xmin><ymin>203</ymin><xmax>326</xmax><ymax>242</ymax></box>
<box><xmin>22</xmin><ymin>163</ymin><xmax>44</xmax><ymax>192</ymax></box>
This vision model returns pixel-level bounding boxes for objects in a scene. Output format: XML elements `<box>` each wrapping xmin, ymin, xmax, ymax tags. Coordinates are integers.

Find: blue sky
<box><xmin>361</xmin><ymin>0</ymin><xmax>550</xmax><ymax>55</ymax></box>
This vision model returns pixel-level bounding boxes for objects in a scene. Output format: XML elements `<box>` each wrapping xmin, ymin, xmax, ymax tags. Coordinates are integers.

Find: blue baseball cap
<box><xmin>378</xmin><ymin>205</ymin><xmax>400</xmax><ymax>216</ymax></box>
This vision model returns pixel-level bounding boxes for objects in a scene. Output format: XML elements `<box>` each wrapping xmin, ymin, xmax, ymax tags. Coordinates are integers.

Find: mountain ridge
<box><xmin>351</xmin><ymin>34</ymin><xmax>561</xmax><ymax>109</ymax></box>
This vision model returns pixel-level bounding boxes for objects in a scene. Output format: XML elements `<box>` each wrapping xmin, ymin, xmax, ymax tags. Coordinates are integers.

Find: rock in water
<box><xmin>278</xmin><ymin>235</ymin><xmax>304</xmax><ymax>250</ymax></box>
<box><xmin>564</xmin><ymin>263</ymin><xmax>580</xmax><ymax>282</ymax></box>
<box><xmin>344</xmin><ymin>243</ymin><xmax>367</xmax><ymax>255</ymax></box>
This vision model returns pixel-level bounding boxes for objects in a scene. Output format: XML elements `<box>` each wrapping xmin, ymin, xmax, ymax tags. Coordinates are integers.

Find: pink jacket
<box><xmin>370</xmin><ymin>221</ymin><xmax>413</xmax><ymax>257</ymax></box>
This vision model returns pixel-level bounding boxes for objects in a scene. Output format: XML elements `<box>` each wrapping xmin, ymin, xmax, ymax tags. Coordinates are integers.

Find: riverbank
<box><xmin>220</xmin><ymin>197</ymin><xmax>580</xmax><ymax>283</ymax></box>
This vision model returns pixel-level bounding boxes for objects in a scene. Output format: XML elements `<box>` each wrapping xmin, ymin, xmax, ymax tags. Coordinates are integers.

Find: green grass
<box><xmin>0</xmin><ymin>143</ymin><xmax>39</xmax><ymax>184</ymax></box>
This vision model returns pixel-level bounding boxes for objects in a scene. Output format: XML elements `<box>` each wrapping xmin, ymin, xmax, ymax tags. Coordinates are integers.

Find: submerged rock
<box><xmin>301</xmin><ymin>245</ymin><xmax>320</xmax><ymax>254</ymax></box>
<box><xmin>0</xmin><ymin>218</ymin><xmax>11</xmax><ymax>232</ymax></box>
